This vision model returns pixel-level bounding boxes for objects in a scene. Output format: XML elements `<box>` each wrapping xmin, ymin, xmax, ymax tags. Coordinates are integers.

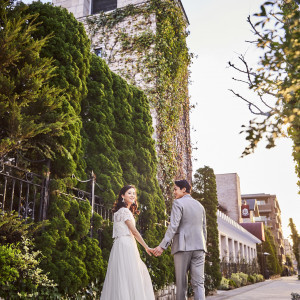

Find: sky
<box><xmin>182</xmin><ymin>0</ymin><xmax>299</xmax><ymax>239</ymax></box>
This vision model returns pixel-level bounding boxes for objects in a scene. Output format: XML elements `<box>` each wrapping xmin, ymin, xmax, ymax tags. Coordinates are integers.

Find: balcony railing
<box><xmin>258</xmin><ymin>204</ymin><xmax>272</xmax><ymax>212</ymax></box>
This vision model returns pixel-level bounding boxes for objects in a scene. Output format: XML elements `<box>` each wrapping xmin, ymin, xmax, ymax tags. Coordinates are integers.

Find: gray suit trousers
<box><xmin>174</xmin><ymin>250</ymin><xmax>205</xmax><ymax>300</ymax></box>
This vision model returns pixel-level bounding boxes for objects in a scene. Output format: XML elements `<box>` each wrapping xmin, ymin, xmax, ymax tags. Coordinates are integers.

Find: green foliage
<box><xmin>0</xmin><ymin>213</ymin><xmax>59</xmax><ymax>299</ymax></box>
<box><xmin>289</xmin><ymin>218</ymin><xmax>300</xmax><ymax>267</ymax></box>
<box><xmin>86</xmin><ymin>0</ymin><xmax>192</xmax><ymax>204</ymax></box>
<box><xmin>230</xmin><ymin>273</ymin><xmax>242</xmax><ymax>288</ymax></box>
<box><xmin>261</xmin><ymin>227</ymin><xmax>282</xmax><ymax>275</ymax></box>
<box><xmin>228</xmin><ymin>279</ymin><xmax>237</xmax><ymax>288</ymax></box>
<box><xmin>0</xmin><ymin>1</ymin><xmax>75</xmax><ymax>162</ymax></box>
<box><xmin>230</xmin><ymin>0</ymin><xmax>300</xmax><ymax>189</ymax></box>
<box><xmin>81</xmin><ymin>53</ymin><xmax>172</xmax><ymax>289</ymax></box>
<box><xmin>192</xmin><ymin>166</ymin><xmax>222</xmax><ymax>293</ymax></box>
<box><xmin>254</xmin><ymin>273</ymin><xmax>264</xmax><ymax>282</ymax></box>
<box><xmin>228</xmin><ymin>272</ymin><xmax>254</xmax><ymax>289</ymax></box>
<box><xmin>0</xmin><ymin>211</ymin><xmax>32</xmax><ymax>244</ymax></box>
<box><xmin>1</xmin><ymin>0</ymin><xmax>179</xmax><ymax>293</ymax></box>
<box><xmin>35</xmin><ymin>193</ymin><xmax>105</xmax><ymax>296</ymax></box>
<box><xmin>24</xmin><ymin>2</ymin><xmax>91</xmax><ymax>178</ymax></box>
<box><xmin>81</xmin><ymin>55</ymin><xmax>124</xmax><ymax>204</ymax></box>
<box><xmin>218</xmin><ymin>277</ymin><xmax>230</xmax><ymax>290</ymax></box>
<box><xmin>236</xmin><ymin>272</ymin><xmax>248</xmax><ymax>286</ymax></box>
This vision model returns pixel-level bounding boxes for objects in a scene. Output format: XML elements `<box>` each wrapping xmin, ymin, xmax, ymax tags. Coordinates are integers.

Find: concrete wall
<box><xmin>216</xmin><ymin>173</ymin><xmax>242</xmax><ymax>223</ymax></box>
<box><xmin>53</xmin><ymin>0</ymin><xmax>91</xmax><ymax>18</ymax></box>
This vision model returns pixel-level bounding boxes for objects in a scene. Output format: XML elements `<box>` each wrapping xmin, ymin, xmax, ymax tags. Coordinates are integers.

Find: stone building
<box><xmin>242</xmin><ymin>193</ymin><xmax>285</xmax><ymax>263</ymax></box>
<box><xmin>52</xmin><ymin>0</ymin><xmax>193</xmax><ymax>198</ymax></box>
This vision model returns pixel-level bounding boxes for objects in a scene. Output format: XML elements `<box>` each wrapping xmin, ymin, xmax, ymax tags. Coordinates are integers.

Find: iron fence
<box><xmin>0</xmin><ymin>161</ymin><xmax>46</xmax><ymax>221</ymax></box>
<box><xmin>0</xmin><ymin>161</ymin><xmax>112</xmax><ymax>230</ymax></box>
<box><xmin>220</xmin><ymin>260</ymin><xmax>260</xmax><ymax>278</ymax></box>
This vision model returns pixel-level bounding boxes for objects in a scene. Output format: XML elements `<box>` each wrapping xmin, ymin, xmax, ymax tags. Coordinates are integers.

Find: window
<box><xmin>256</xmin><ymin>200</ymin><xmax>266</xmax><ymax>205</ymax></box>
<box><xmin>92</xmin><ymin>0</ymin><xmax>117</xmax><ymax>14</ymax></box>
<box><xmin>94</xmin><ymin>48</ymin><xmax>103</xmax><ymax>58</ymax></box>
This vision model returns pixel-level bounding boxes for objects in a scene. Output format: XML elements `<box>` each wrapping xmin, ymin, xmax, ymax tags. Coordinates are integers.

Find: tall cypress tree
<box><xmin>261</xmin><ymin>227</ymin><xmax>282</xmax><ymax>275</ymax></box>
<box><xmin>81</xmin><ymin>54</ymin><xmax>173</xmax><ymax>288</ymax></box>
<box><xmin>192</xmin><ymin>166</ymin><xmax>221</xmax><ymax>293</ymax></box>
<box><xmin>0</xmin><ymin>1</ymin><xmax>75</xmax><ymax>161</ymax></box>
<box><xmin>24</xmin><ymin>2</ymin><xmax>91</xmax><ymax>178</ymax></box>
<box><xmin>289</xmin><ymin>218</ymin><xmax>300</xmax><ymax>273</ymax></box>
<box><xmin>81</xmin><ymin>54</ymin><xmax>124</xmax><ymax>204</ymax></box>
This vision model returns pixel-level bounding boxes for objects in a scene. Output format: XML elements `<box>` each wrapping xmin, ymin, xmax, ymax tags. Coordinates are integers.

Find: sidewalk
<box><xmin>206</xmin><ymin>275</ymin><xmax>300</xmax><ymax>300</ymax></box>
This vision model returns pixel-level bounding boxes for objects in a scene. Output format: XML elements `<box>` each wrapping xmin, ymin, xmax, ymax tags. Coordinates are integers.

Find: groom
<box><xmin>153</xmin><ymin>180</ymin><xmax>207</xmax><ymax>300</ymax></box>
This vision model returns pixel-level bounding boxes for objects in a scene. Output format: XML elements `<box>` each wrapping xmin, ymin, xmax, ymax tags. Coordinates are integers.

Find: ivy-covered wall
<box><xmin>82</xmin><ymin>0</ymin><xmax>193</xmax><ymax>207</ymax></box>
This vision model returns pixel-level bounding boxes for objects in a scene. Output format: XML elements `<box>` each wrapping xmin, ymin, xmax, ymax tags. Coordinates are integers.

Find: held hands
<box><xmin>152</xmin><ymin>246</ymin><xmax>164</xmax><ymax>257</ymax></box>
<box><xmin>145</xmin><ymin>246</ymin><xmax>164</xmax><ymax>257</ymax></box>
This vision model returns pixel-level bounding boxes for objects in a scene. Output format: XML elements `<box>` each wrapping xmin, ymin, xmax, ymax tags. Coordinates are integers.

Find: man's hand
<box><xmin>153</xmin><ymin>246</ymin><xmax>164</xmax><ymax>257</ymax></box>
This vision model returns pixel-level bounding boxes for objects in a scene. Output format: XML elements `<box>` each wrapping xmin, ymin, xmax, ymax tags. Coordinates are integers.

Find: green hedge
<box><xmin>1</xmin><ymin>1</ymin><xmax>175</xmax><ymax>295</ymax></box>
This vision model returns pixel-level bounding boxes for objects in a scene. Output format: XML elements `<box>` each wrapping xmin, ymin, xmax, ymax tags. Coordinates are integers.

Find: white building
<box><xmin>217</xmin><ymin>210</ymin><xmax>261</xmax><ymax>263</ymax></box>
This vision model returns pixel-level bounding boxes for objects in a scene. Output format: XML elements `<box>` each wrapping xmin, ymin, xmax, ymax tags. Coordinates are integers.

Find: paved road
<box><xmin>206</xmin><ymin>276</ymin><xmax>300</xmax><ymax>300</ymax></box>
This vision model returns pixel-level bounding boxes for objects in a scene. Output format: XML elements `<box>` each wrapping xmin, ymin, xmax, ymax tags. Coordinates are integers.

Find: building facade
<box><xmin>217</xmin><ymin>210</ymin><xmax>261</xmax><ymax>263</ymax></box>
<box><xmin>242</xmin><ymin>193</ymin><xmax>285</xmax><ymax>263</ymax></box>
<box><xmin>216</xmin><ymin>173</ymin><xmax>243</xmax><ymax>223</ymax></box>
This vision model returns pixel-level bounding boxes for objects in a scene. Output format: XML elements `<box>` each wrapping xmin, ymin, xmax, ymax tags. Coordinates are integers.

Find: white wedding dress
<box><xmin>100</xmin><ymin>207</ymin><xmax>155</xmax><ymax>300</ymax></box>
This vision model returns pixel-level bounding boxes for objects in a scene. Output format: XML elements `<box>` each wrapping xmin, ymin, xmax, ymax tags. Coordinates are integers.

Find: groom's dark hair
<box><xmin>175</xmin><ymin>180</ymin><xmax>191</xmax><ymax>193</ymax></box>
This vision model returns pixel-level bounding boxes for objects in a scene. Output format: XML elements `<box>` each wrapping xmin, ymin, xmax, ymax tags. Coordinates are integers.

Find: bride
<box><xmin>100</xmin><ymin>185</ymin><xmax>155</xmax><ymax>300</ymax></box>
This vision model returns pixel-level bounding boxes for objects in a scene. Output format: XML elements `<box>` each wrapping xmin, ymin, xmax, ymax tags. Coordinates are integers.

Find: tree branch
<box><xmin>228</xmin><ymin>89</ymin><xmax>272</xmax><ymax>116</ymax></box>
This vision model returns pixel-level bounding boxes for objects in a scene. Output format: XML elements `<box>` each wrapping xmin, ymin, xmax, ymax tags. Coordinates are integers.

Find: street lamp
<box><xmin>263</xmin><ymin>252</ymin><xmax>271</xmax><ymax>279</ymax></box>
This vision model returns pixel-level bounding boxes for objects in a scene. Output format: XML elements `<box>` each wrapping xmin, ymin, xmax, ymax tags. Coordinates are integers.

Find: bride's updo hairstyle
<box><xmin>112</xmin><ymin>185</ymin><xmax>140</xmax><ymax>216</ymax></box>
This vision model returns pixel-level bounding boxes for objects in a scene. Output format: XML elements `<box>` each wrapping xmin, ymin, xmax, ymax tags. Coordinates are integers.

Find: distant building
<box><xmin>217</xmin><ymin>210</ymin><xmax>261</xmax><ymax>263</ymax></box>
<box><xmin>216</xmin><ymin>173</ymin><xmax>243</xmax><ymax>223</ymax></box>
<box><xmin>242</xmin><ymin>193</ymin><xmax>285</xmax><ymax>263</ymax></box>
<box><xmin>284</xmin><ymin>239</ymin><xmax>298</xmax><ymax>272</ymax></box>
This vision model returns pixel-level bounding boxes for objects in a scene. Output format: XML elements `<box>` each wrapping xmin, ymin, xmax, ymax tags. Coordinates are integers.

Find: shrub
<box><xmin>254</xmin><ymin>273</ymin><xmax>264</xmax><ymax>282</ymax></box>
<box><xmin>237</xmin><ymin>272</ymin><xmax>248</xmax><ymax>286</ymax></box>
<box><xmin>248</xmin><ymin>274</ymin><xmax>256</xmax><ymax>284</ymax></box>
<box><xmin>0</xmin><ymin>237</ymin><xmax>58</xmax><ymax>298</ymax></box>
<box><xmin>218</xmin><ymin>277</ymin><xmax>230</xmax><ymax>290</ymax></box>
<box><xmin>228</xmin><ymin>279</ymin><xmax>237</xmax><ymax>288</ymax></box>
<box><xmin>230</xmin><ymin>273</ymin><xmax>242</xmax><ymax>288</ymax></box>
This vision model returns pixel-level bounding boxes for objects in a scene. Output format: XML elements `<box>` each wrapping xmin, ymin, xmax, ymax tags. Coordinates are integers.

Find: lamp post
<box><xmin>263</xmin><ymin>252</ymin><xmax>270</xmax><ymax>279</ymax></box>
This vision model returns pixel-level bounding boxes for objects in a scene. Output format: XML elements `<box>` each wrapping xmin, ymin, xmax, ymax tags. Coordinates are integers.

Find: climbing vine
<box><xmin>85</xmin><ymin>0</ymin><xmax>192</xmax><ymax>208</ymax></box>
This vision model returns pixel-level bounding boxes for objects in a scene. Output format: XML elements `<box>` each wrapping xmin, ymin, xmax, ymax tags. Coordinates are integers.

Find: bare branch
<box><xmin>228</xmin><ymin>61</ymin><xmax>255</xmax><ymax>76</ymax></box>
<box><xmin>232</xmin><ymin>77</ymin><xmax>251</xmax><ymax>86</ymax></box>
<box><xmin>238</xmin><ymin>54</ymin><xmax>256</xmax><ymax>86</ymax></box>
<box><xmin>229</xmin><ymin>89</ymin><xmax>272</xmax><ymax>116</ymax></box>
<box><xmin>258</xmin><ymin>93</ymin><xmax>275</xmax><ymax>110</ymax></box>
<box><xmin>247</xmin><ymin>15</ymin><xmax>264</xmax><ymax>39</ymax></box>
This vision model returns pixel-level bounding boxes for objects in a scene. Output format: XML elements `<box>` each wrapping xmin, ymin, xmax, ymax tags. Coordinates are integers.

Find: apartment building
<box><xmin>242</xmin><ymin>193</ymin><xmax>285</xmax><ymax>263</ymax></box>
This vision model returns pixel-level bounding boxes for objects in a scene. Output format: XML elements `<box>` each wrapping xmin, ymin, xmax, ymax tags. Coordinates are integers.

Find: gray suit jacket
<box><xmin>159</xmin><ymin>194</ymin><xmax>207</xmax><ymax>255</ymax></box>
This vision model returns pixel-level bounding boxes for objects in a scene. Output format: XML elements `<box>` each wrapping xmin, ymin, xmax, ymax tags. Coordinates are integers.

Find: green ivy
<box><xmin>86</xmin><ymin>0</ymin><xmax>192</xmax><ymax>207</ymax></box>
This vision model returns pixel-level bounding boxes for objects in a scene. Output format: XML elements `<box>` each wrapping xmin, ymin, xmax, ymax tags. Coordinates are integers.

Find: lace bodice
<box><xmin>112</xmin><ymin>207</ymin><xmax>135</xmax><ymax>238</ymax></box>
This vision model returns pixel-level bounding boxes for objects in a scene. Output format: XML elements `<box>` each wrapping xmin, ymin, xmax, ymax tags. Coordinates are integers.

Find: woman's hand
<box><xmin>146</xmin><ymin>247</ymin><xmax>153</xmax><ymax>256</ymax></box>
